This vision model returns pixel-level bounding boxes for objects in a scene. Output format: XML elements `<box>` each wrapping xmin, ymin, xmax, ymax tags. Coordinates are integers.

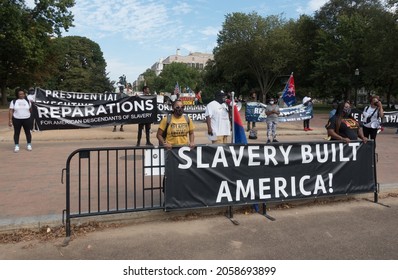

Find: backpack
<box><xmin>161</xmin><ymin>114</ymin><xmax>190</xmax><ymax>140</ymax></box>
<box><xmin>248</xmin><ymin>129</ymin><xmax>257</xmax><ymax>139</ymax></box>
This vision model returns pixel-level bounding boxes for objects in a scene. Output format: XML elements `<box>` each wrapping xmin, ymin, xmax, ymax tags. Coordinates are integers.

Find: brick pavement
<box><xmin>0</xmin><ymin>109</ymin><xmax>397</xmax><ymax>230</ymax></box>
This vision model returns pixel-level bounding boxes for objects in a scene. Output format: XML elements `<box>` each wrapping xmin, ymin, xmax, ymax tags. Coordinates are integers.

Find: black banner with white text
<box><xmin>34</xmin><ymin>88</ymin><xmax>157</xmax><ymax>130</ymax></box>
<box><xmin>164</xmin><ymin>142</ymin><xmax>376</xmax><ymax>209</ymax></box>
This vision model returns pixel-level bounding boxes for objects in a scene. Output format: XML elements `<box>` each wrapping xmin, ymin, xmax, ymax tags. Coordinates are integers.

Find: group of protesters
<box><xmin>153</xmin><ymin>90</ymin><xmax>389</xmax><ymax>150</ymax></box>
<box><xmin>7</xmin><ymin>86</ymin><xmax>391</xmax><ymax>153</ymax></box>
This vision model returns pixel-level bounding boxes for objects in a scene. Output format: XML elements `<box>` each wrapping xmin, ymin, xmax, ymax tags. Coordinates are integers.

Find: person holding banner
<box><xmin>326</xmin><ymin>101</ymin><xmax>367</xmax><ymax>144</ymax></box>
<box><xmin>265</xmin><ymin>97</ymin><xmax>280</xmax><ymax>143</ymax></box>
<box><xmin>136</xmin><ymin>86</ymin><xmax>154</xmax><ymax>146</ymax></box>
<box><xmin>8</xmin><ymin>88</ymin><xmax>33</xmax><ymax>152</ymax></box>
<box><xmin>27</xmin><ymin>87</ymin><xmax>39</xmax><ymax>132</ymax></box>
<box><xmin>205</xmin><ymin>91</ymin><xmax>231</xmax><ymax>144</ymax></box>
<box><xmin>156</xmin><ymin>100</ymin><xmax>195</xmax><ymax>150</ymax></box>
<box><xmin>195</xmin><ymin>90</ymin><xmax>202</xmax><ymax>105</ymax></box>
<box><xmin>302</xmin><ymin>96</ymin><xmax>314</xmax><ymax>131</ymax></box>
<box><xmin>113</xmin><ymin>91</ymin><xmax>124</xmax><ymax>132</ymax></box>
<box><xmin>247</xmin><ymin>92</ymin><xmax>257</xmax><ymax>131</ymax></box>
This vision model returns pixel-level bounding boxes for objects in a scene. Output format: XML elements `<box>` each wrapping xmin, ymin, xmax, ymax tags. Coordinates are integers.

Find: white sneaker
<box><xmin>27</xmin><ymin>144</ymin><xmax>32</xmax><ymax>151</ymax></box>
<box><xmin>14</xmin><ymin>145</ymin><xmax>20</xmax><ymax>153</ymax></box>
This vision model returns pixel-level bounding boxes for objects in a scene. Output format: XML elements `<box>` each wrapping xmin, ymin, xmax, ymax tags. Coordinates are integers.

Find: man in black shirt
<box><xmin>136</xmin><ymin>86</ymin><xmax>153</xmax><ymax>146</ymax></box>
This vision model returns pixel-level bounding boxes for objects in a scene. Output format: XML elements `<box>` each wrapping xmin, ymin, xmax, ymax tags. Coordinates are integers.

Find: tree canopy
<box><xmin>1</xmin><ymin>0</ymin><xmax>397</xmax><ymax>106</ymax></box>
<box><xmin>311</xmin><ymin>0</ymin><xmax>398</xmax><ymax>104</ymax></box>
<box><xmin>43</xmin><ymin>36</ymin><xmax>113</xmax><ymax>92</ymax></box>
<box><xmin>140</xmin><ymin>62</ymin><xmax>202</xmax><ymax>95</ymax></box>
<box><xmin>0</xmin><ymin>0</ymin><xmax>75</xmax><ymax>104</ymax></box>
<box><xmin>204</xmin><ymin>0</ymin><xmax>397</xmax><ymax>105</ymax></box>
<box><xmin>214</xmin><ymin>12</ymin><xmax>294</xmax><ymax>103</ymax></box>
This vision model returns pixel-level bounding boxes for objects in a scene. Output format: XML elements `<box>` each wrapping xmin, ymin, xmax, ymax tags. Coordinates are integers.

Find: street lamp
<box><xmin>354</xmin><ymin>68</ymin><xmax>359</xmax><ymax>107</ymax></box>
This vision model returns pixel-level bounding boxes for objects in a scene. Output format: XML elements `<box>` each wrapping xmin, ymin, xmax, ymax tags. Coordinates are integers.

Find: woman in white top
<box><xmin>361</xmin><ymin>95</ymin><xmax>384</xmax><ymax>147</ymax></box>
<box><xmin>8</xmin><ymin>88</ymin><xmax>32</xmax><ymax>152</ymax></box>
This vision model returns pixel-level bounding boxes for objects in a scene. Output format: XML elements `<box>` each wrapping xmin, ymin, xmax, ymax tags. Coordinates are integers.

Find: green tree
<box><xmin>140</xmin><ymin>69</ymin><xmax>158</xmax><ymax>92</ymax></box>
<box><xmin>360</xmin><ymin>3</ymin><xmax>398</xmax><ymax>106</ymax></box>
<box><xmin>202</xmin><ymin>59</ymin><xmax>231</xmax><ymax>102</ymax></box>
<box><xmin>158</xmin><ymin>62</ymin><xmax>202</xmax><ymax>93</ymax></box>
<box><xmin>311</xmin><ymin>0</ymin><xmax>396</xmax><ymax>104</ymax></box>
<box><xmin>0</xmin><ymin>0</ymin><xmax>74</xmax><ymax>104</ymax></box>
<box><xmin>215</xmin><ymin>12</ymin><xmax>294</xmax><ymax>103</ymax></box>
<box><xmin>41</xmin><ymin>36</ymin><xmax>112</xmax><ymax>92</ymax></box>
<box><xmin>284</xmin><ymin>15</ymin><xmax>319</xmax><ymax>98</ymax></box>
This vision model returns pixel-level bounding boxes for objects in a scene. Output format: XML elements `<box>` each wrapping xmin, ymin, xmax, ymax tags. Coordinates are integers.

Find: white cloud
<box><xmin>105</xmin><ymin>57</ymin><xmax>144</xmax><ymax>83</ymax></box>
<box><xmin>171</xmin><ymin>1</ymin><xmax>192</xmax><ymax>14</ymax></box>
<box><xmin>68</xmin><ymin>0</ymin><xmax>186</xmax><ymax>44</ymax></box>
<box><xmin>308</xmin><ymin>0</ymin><xmax>329</xmax><ymax>10</ymax></box>
<box><xmin>25</xmin><ymin>0</ymin><xmax>35</xmax><ymax>8</ymax></box>
<box><xmin>200</xmin><ymin>26</ymin><xmax>220</xmax><ymax>36</ymax></box>
<box><xmin>296</xmin><ymin>0</ymin><xmax>328</xmax><ymax>15</ymax></box>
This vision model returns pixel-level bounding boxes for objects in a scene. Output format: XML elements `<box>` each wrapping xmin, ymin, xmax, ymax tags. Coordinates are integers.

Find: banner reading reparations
<box><xmin>164</xmin><ymin>142</ymin><xmax>376</xmax><ymax>209</ymax></box>
<box><xmin>34</xmin><ymin>88</ymin><xmax>157</xmax><ymax>130</ymax></box>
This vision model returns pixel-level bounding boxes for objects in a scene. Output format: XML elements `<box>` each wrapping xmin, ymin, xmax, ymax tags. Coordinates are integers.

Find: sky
<box><xmin>27</xmin><ymin>0</ymin><xmax>329</xmax><ymax>84</ymax></box>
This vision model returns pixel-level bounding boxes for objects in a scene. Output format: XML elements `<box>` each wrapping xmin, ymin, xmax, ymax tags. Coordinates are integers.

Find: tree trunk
<box><xmin>1</xmin><ymin>84</ymin><xmax>7</xmax><ymax>106</ymax></box>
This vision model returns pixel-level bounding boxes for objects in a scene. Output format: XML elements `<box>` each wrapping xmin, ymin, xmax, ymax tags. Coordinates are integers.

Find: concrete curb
<box><xmin>1</xmin><ymin>186</ymin><xmax>396</xmax><ymax>234</ymax></box>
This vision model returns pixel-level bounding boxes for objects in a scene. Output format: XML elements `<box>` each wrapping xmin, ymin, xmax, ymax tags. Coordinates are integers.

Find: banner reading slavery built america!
<box><xmin>34</xmin><ymin>88</ymin><xmax>157</xmax><ymax>130</ymax></box>
<box><xmin>164</xmin><ymin>142</ymin><xmax>376</xmax><ymax>209</ymax></box>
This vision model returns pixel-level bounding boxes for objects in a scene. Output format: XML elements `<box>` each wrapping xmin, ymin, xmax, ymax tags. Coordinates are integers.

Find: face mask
<box><xmin>216</xmin><ymin>96</ymin><xmax>226</xmax><ymax>104</ymax></box>
<box><xmin>343</xmin><ymin>108</ymin><xmax>351</xmax><ymax>116</ymax></box>
<box><xmin>215</xmin><ymin>92</ymin><xmax>226</xmax><ymax>104</ymax></box>
<box><xmin>269</xmin><ymin>101</ymin><xmax>274</xmax><ymax>105</ymax></box>
<box><xmin>174</xmin><ymin>107</ymin><xmax>184</xmax><ymax>116</ymax></box>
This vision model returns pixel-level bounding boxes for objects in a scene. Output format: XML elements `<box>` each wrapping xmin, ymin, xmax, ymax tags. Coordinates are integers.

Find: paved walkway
<box><xmin>0</xmin><ymin>109</ymin><xmax>397</xmax><ymax>230</ymax></box>
<box><xmin>1</xmin><ymin>195</ymin><xmax>397</xmax><ymax>259</ymax></box>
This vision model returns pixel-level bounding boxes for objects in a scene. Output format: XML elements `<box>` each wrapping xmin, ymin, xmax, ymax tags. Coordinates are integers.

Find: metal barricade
<box><xmin>62</xmin><ymin>146</ymin><xmax>165</xmax><ymax>237</ymax></box>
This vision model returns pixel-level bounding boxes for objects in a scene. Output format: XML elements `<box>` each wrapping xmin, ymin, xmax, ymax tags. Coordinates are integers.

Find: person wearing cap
<box><xmin>205</xmin><ymin>91</ymin><xmax>231</xmax><ymax>144</ymax></box>
<box><xmin>302</xmin><ymin>96</ymin><xmax>313</xmax><ymax>131</ymax></box>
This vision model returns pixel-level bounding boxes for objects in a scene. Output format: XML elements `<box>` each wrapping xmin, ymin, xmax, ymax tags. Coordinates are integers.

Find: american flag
<box><xmin>174</xmin><ymin>82</ymin><xmax>179</xmax><ymax>95</ymax></box>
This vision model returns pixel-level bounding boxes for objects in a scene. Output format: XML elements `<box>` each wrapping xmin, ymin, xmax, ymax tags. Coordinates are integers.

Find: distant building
<box><xmin>151</xmin><ymin>49</ymin><xmax>214</xmax><ymax>76</ymax></box>
<box><xmin>133</xmin><ymin>74</ymin><xmax>145</xmax><ymax>92</ymax></box>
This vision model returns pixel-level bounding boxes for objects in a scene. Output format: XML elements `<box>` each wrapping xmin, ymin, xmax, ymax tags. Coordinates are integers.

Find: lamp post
<box><xmin>354</xmin><ymin>68</ymin><xmax>359</xmax><ymax>107</ymax></box>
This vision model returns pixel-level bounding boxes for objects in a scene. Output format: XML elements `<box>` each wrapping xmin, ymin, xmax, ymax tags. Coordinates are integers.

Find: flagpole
<box><xmin>231</xmin><ymin>91</ymin><xmax>235</xmax><ymax>144</ymax></box>
<box><xmin>285</xmin><ymin>72</ymin><xmax>293</xmax><ymax>87</ymax></box>
<box><xmin>227</xmin><ymin>90</ymin><xmax>238</xmax><ymax>224</ymax></box>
